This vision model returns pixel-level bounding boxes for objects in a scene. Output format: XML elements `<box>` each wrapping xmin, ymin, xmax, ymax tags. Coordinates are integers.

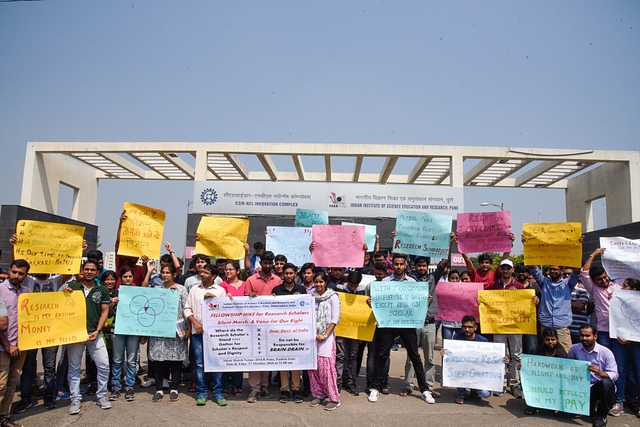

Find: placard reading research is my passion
<box><xmin>202</xmin><ymin>295</ymin><xmax>317</xmax><ymax>372</ymax></box>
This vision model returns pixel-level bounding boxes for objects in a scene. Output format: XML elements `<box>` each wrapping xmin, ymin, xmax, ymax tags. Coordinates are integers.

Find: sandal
<box><xmin>222</xmin><ymin>389</ymin><xmax>230</xmax><ymax>398</ymax></box>
<box><xmin>431</xmin><ymin>390</ymin><xmax>441</xmax><ymax>398</ymax></box>
<box><xmin>188</xmin><ymin>383</ymin><xmax>197</xmax><ymax>393</ymax></box>
<box><xmin>455</xmin><ymin>394</ymin><xmax>465</xmax><ymax>404</ymax></box>
<box><xmin>524</xmin><ymin>407</ymin><xmax>537</xmax><ymax>415</ymax></box>
<box><xmin>399</xmin><ymin>388</ymin><xmax>413</xmax><ymax>397</ymax></box>
<box><xmin>231</xmin><ymin>386</ymin><xmax>243</xmax><ymax>398</ymax></box>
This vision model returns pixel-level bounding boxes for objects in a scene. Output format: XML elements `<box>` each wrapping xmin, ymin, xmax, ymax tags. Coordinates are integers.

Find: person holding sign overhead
<box><xmin>63</xmin><ymin>259</ymin><xmax>112</xmax><ymax>415</ymax></box>
<box><xmin>458</xmin><ymin>231</ymin><xmax>516</xmax><ymax>290</ymax></box>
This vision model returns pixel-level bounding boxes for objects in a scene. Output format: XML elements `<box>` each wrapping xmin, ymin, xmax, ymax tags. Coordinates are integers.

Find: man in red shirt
<box><xmin>244</xmin><ymin>251</ymin><xmax>280</xmax><ymax>403</ymax></box>
<box><xmin>460</xmin><ymin>232</ymin><xmax>516</xmax><ymax>290</ymax></box>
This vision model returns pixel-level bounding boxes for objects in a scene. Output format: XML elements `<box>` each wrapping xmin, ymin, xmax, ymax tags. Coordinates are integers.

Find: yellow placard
<box><xmin>14</xmin><ymin>220</ymin><xmax>85</xmax><ymax>274</ymax></box>
<box><xmin>523</xmin><ymin>222</ymin><xmax>582</xmax><ymax>268</ymax></box>
<box><xmin>335</xmin><ymin>293</ymin><xmax>377</xmax><ymax>341</ymax></box>
<box><xmin>18</xmin><ymin>292</ymin><xmax>88</xmax><ymax>350</ymax></box>
<box><xmin>118</xmin><ymin>202</ymin><xmax>165</xmax><ymax>259</ymax></box>
<box><xmin>478</xmin><ymin>289</ymin><xmax>536</xmax><ymax>334</ymax></box>
<box><xmin>195</xmin><ymin>216</ymin><xmax>249</xmax><ymax>260</ymax></box>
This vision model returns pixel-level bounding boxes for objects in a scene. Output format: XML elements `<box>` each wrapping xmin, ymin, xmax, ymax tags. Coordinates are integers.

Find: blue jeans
<box><xmin>457</xmin><ymin>388</ymin><xmax>491</xmax><ymax>397</ymax></box>
<box><xmin>111</xmin><ymin>334</ymin><xmax>141</xmax><ymax>389</ymax></box>
<box><xmin>522</xmin><ymin>334</ymin><xmax>539</xmax><ymax>354</ymax></box>
<box><xmin>191</xmin><ymin>334</ymin><xmax>223</xmax><ymax>397</ymax></box>
<box><xmin>596</xmin><ymin>331</ymin><xmax>613</xmax><ymax>349</ymax></box>
<box><xmin>612</xmin><ymin>339</ymin><xmax>640</xmax><ymax>404</ymax></box>
<box><xmin>67</xmin><ymin>335</ymin><xmax>110</xmax><ymax>400</ymax></box>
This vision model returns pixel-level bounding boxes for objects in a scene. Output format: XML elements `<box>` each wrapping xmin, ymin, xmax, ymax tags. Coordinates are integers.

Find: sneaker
<box><xmin>125</xmin><ymin>387</ymin><xmax>135</xmax><ymax>402</ymax></box>
<box><xmin>68</xmin><ymin>400</ymin><xmax>82</xmax><ymax>415</ymax></box>
<box><xmin>108</xmin><ymin>387</ymin><xmax>121</xmax><ymax>401</ymax></box>
<box><xmin>162</xmin><ymin>379</ymin><xmax>170</xmax><ymax>390</ymax></box>
<box><xmin>593</xmin><ymin>416</ymin><xmax>608</xmax><ymax>427</ymax></box>
<box><xmin>368</xmin><ymin>389</ymin><xmax>379</xmax><ymax>403</ymax></box>
<box><xmin>141</xmin><ymin>378</ymin><xmax>156</xmax><ymax>388</ymax></box>
<box><xmin>609</xmin><ymin>403</ymin><xmax>623</xmax><ymax>417</ymax></box>
<box><xmin>57</xmin><ymin>391</ymin><xmax>71</xmax><ymax>400</ymax></box>
<box><xmin>493</xmin><ymin>387</ymin><xmax>505</xmax><ymax>397</ymax></box>
<box><xmin>12</xmin><ymin>399</ymin><xmax>32</xmax><ymax>414</ymax></box>
<box><xmin>247</xmin><ymin>389</ymin><xmax>260</xmax><ymax>403</ymax></box>
<box><xmin>380</xmin><ymin>384</ymin><xmax>390</xmax><ymax>395</ymax></box>
<box><xmin>347</xmin><ymin>384</ymin><xmax>360</xmax><ymax>397</ymax></box>
<box><xmin>511</xmin><ymin>385</ymin><xmax>523</xmax><ymax>399</ymax></box>
<box><xmin>95</xmin><ymin>396</ymin><xmax>112</xmax><ymax>410</ymax></box>
<box><xmin>196</xmin><ymin>393</ymin><xmax>207</xmax><ymax>406</ymax></box>
<box><xmin>44</xmin><ymin>400</ymin><xmax>56</xmax><ymax>410</ymax></box>
<box><xmin>422</xmin><ymin>390</ymin><xmax>435</xmax><ymax>404</ymax></box>
<box><xmin>152</xmin><ymin>391</ymin><xmax>163</xmax><ymax>403</ymax></box>
<box><xmin>309</xmin><ymin>397</ymin><xmax>323</xmax><ymax>407</ymax></box>
<box><xmin>86</xmin><ymin>384</ymin><xmax>97</xmax><ymax>396</ymax></box>
<box><xmin>169</xmin><ymin>390</ymin><xmax>179</xmax><ymax>402</ymax></box>
<box><xmin>324</xmin><ymin>401</ymin><xmax>340</xmax><ymax>411</ymax></box>
<box><xmin>293</xmin><ymin>391</ymin><xmax>304</xmax><ymax>403</ymax></box>
<box><xmin>279</xmin><ymin>391</ymin><xmax>290</xmax><ymax>403</ymax></box>
<box><xmin>214</xmin><ymin>395</ymin><xmax>227</xmax><ymax>406</ymax></box>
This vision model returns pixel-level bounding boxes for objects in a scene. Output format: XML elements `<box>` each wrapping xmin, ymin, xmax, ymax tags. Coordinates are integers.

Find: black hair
<box><xmin>225</xmin><ymin>260</ymin><xmax>240</xmax><ymax>271</ymax></box>
<box><xmin>203</xmin><ymin>264</ymin><xmax>218</xmax><ymax>275</ymax></box>
<box><xmin>100</xmin><ymin>270</ymin><xmax>117</xmax><ymax>283</ymax></box>
<box><xmin>86</xmin><ymin>249</ymin><xmax>103</xmax><ymax>261</ymax></box>
<box><xmin>542</xmin><ymin>328</ymin><xmax>558</xmax><ymax>338</ymax></box>
<box><xmin>461</xmin><ymin>315</ymin><xmax>477</xmax><ymax>325</ymax></box>
<box><xmin>313</xmin><ymin>271</ymin><xmax>329</xmax><ymax>285</ymax></box>
<box><xmin>373</xmin><ymin>262</ymin><xmax>387</xmax><ymax>272</ymax></box>
<box><xmin>160</xmin><ymin>254</ymin><xmax>173</xmax><ymax>264</ymax></box>
<box><xmin>275</xmin><ymin>254</ymin><xmax>288</xmax><ymax>263</ymax></box>
<box><xmin>448</xmin><ymin>269</ymin><xmax>460</xmax><ymax>280</ymax></box>
<box><xmin>253</xmin><ymin>242</ymin><xmax>265</xmax><ymax>251</ymax></box>
<box><xmin>261</xmin><ymin>251</ymin><xmax>275</xmax><ymax>263</ymax></box>
<box><xmin>373</xmin><ymin>251</ymin><xmax>386</xmax><ymax>259</ymax></box>
<box><xmin>300</xmin><ymin>262</ymin><xmax>316</xmax><ymax>273</ymax></box>
<box><xmin>477</xmin><ymin>253</ymin><xmax>492</xmax><ymax>264</ymax></box>
<box><xmin>579</xmin><ymin>324</ymin><xmax>597</xmax><ymax>335</ymax></box>
<box><xmin>161</xmin><ymin>263</ymin><xmax>178</xmax><ymax>275</ymax></box>
<box><xmin>588</xmin><ymin>265</ymin><xmax>607</xmax><ymax>280</ymax></box>
<box><xmin>625</xmin><ymin>277</ymin><xmax>640</xmax><ymax>290</ymax></box>
<box><xmin>82</xmin><ymin>258</ymin><xmax>100</xmax><ymax>270</ymax></box>
<box><xmin>514</xmin><ymin>263</ymin><xmax>530</xmax><ymax>275</ymax></box>
<box><xmin>347</xmin><ymin>270</ymin><xmax>363</xmax><ymax>285</ymax></box>
<box><xmin>282</xmin><ymin>263</ymin><xmax>298</xmax><ymax>273</ymax></box>
<box><xmin>192</xmin><ymin>254</ymin><xmax>211</xmax><ymax>264</ymax></box>
<box><xmin>216</xmin><ymin>258</ymin><xmax>227</xmax><ymax>265</ymax></box>
<box><xmin>10</xmin><ymin>259</ymin><xmax>31</xmax><ymax>272</ymax></box>
<box><xmin>119</xmin><ymin>266</ymin><xmax>135</xmax><ymax>278</ymax></box>
<box><xmin>391</xmin><ymin>253</ymin><xmax>407</xmax><ymax>262</ymax></box>
<box><xmin>415</xmin><ymin>256</ymin><xmax>429</xmax><ymax>265</ymax></box>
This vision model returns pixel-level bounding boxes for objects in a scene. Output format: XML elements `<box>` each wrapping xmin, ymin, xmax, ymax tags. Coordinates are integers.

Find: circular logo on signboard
<box><xmin>201</xmin><ymin>188</ymin><xmax>218</xmax><ymax>205</ymax></box>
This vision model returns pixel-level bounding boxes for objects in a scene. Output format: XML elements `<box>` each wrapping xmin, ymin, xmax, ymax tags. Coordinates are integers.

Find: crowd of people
<box><xmin>0</xmin><ymin>218</ymin><xmax>638</xmax><ymax>427</ymax></box>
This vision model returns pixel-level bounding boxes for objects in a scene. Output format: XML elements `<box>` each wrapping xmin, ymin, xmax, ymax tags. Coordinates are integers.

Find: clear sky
<box><xmin>1</xmin><ymin>1</ymin><xmax>638</xmax><ymax>256</ymax></box>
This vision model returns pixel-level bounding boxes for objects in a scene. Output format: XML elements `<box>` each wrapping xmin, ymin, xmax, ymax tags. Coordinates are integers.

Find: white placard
<box><xmin>609</xmin><ymin>289</ymin><xmax>640</xmax><ymax>342</ymax></box>
<box><xmin>442</xmin><ymin>339</ymin><xmax>505</xmax><ymax>392</ymax></box>
<box><xmin>194</xmin><ymin>181</ymin><xmax>463</xmax><ymax>218</ymax></box>
<box><xmin>202</xmin><ymin>295</ymin><xmax>317</xmax><ymax>372</ymax></box>
<box><xmin>600</xmin><ymin>237</ymin><xmax>640</xmax><ymax>281</ymax></box>
<box><xmin>266</xmin><ymin>226</ymin><xmax>312</xmax><ymax>266</ymax></box>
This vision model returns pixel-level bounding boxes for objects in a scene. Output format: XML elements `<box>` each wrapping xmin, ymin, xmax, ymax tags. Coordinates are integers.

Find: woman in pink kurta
<box><xmin>219</xmin><ymin>260</ymin><xmax>246</xmax><ymax>398</ymax></box>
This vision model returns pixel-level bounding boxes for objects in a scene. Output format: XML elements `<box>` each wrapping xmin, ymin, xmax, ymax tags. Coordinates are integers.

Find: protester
<box><xmin>64</xmin><ymin>259</ymin><xmax>112</xmax><ymax>415</ymax></box>
<box><xmin>219</xmin><ymin>260</ymin><xmax>246</xmax><ymax>399</ymax></box>
<box><xmin>0</xmin><ymin>260</ymin><xmax>30</xmax><ymax>427</ymax></box>
<box><xmin>308</xmin><ymin>272</ymin><xmax>341</xmax><ymax>411</ymax></box>
<box><xmin>145</xmin><ymin>264</ymin><xmax>189</xmax><ymax>403</ymax></box>
<box><xmin>568</xmin><ymin>324</ymin><xmax>618</xmax><ymax>427</ymax></box>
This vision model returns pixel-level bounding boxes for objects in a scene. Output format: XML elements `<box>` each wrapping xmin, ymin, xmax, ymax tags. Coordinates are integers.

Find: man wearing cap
<box><xmin>487</xmin><ymin>259</ymin><xmax>539</xmax><ymax>398</ymax></box>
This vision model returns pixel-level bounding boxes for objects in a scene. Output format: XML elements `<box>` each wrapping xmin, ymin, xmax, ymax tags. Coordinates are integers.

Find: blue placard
<box><xmin>393</xmin><ymin>210</ymin><xmax>452</xmax><ymax>258</ymax></box>
<box><xmin>342</xmin><ymin>222</ymin><xmax>377</xmax><ymax>251</ymax></box>
<box><xmin>521</xmin><ymin>355</ymin><xmax>591</xmax><ymax>415</ymax></box>
<box><xmin>294</xmin><ymin>208</ymin><xmax>329</xmax><ymax>227</ymax></box>
<box><xmin>369</xmin><ymin>281</ymin><xmax>429</xmax><ymax>328</ymax></box>
<box><xmin>114</xmin><ymin>286</ymin><xmax>180</xmax><ymax>338</ymax></box>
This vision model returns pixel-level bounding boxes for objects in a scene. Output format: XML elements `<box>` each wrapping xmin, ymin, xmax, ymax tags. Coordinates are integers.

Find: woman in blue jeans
<box><xmin>108</xmin><ymin>268</ymin><xmax>140</xmax><ymax>402</ymax></box>
<box><xmin>610</xmin><ymin>278</ymin><xmax>640</xmax><ymax>417</ymax></box>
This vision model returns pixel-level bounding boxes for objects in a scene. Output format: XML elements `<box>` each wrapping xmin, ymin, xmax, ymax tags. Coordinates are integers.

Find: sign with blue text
<box><xmin>442</xmin><ymin>339</ymin><xmax>505</xmax><ymax>392</ymax></box>
<box><xmin>393</xmin><ymin>210</ymin><xmax>452</xmax><ymax>258</ymax></box>
<box><xmin>369</xmin><ymin>281</ymin><xmax>429</xmax><ymax>328</ymax></box>
<box><xmin>520</xmin><ymin>355</ymin><xmax>591</xmax><ymax>416</ymax></box>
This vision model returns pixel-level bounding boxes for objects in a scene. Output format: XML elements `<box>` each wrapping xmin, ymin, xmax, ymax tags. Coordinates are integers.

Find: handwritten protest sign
<box><xmin>202</xmin><ymin>295</ymin><xmax>317</xmax><ymax>372</ymax></box>
<box><xmin>311</xmin><ymin>225</ymin><xmax>365</xmax><ymax>267</ymax></box>
<box><xmin>266</xmin><ymin>227</ymin><xmax>312</xmax><ymax>266</ymax></box>
<box><xmin>335</xmin><ymin>293</ymin><xmax>376</xmax><ymax>341</ymax></box>
<box><xmin>435</xmin><ymin>282</ymin><xmax>483</xmax><ymax>323</ymax></box>
<box><xmin>342</xmin><ymin>222</ymin><xmax>377</xmax><ymax>251</ymax></box>
<box><xmin>523</xmin><ymin>222</ymin><xmax>582</xmax><ymax>268</ymax></box>
<box><xmin>18</xmin><ymin>292</ymin><xmax>87</xmax><ymax>350</ymax></box>
<box><xmin>456</xmin><ymin>211</ymin><xmax>511</xmax><ymax>253</ymax></box>
<box><xmin>478</xmin><ymin>289</ymin><xmax>536</xmax><ymax>334</ymax></box>
<box><xmin>118</xmin><ymin>203</ymin><xmax>165</xmax><ymax>259</ymax></box>
<box><xmin>393</xmin><ymin>210</ymin><xmax>452</xmax><ymax>258</ymax></box>
<box><xmin>609</xmin><ymin>289</ymin><xmax>640</xmax><ymax>342</ymax></box>
<box><xmin>114</xmin><ymin>286</ymin><xmax>180</xmax><ymax>338</ymax></box>
<box><xmin>600</xmin><ymin>237</ymin><xmax>640</xmax><ymax>281</ymax></box>
<box><xmin>195</xmin><ymin>216</ymin><xmax>250</xmax><ymax>260</ymax></box>
<box><xmin>369</xmin><ymin>281</ymin><xmax>429</xmax><ymax>328</ymax></box>
<box><xmin>521</xmin><ymin>355</ymin><xmax>591</xmax><ymax>415</ymax></box>
<box><xmin>294</xmin><ymin>208</ymin><xmax>328</xmax><ymax>227</ymax></box>
<box><xmin>14</xmin><ymin>220</ymin><xmax>85</xmax><ymax>274</ymax></box>
<box><xmin>442</xmin><ymin>339</ymin><xmax>505</xmax><ymax>392</ymax></box>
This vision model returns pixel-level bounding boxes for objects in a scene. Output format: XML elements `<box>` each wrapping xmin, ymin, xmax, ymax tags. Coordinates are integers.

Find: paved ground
<box><xmin>11</xmin><ymin>346</ymin><xmax>640</xmax><ymax>427</ymax></box>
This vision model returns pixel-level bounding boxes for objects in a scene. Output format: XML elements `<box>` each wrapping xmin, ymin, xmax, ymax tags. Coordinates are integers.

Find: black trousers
<box><xmin>590</xmin><ymin>378</ymin><xmax>615</xmax><ymax>418</ymax></box>
<box><xmin>372</xmin><ymin>328</ymin><xmax>428</xmax><ymax>393</ymax></box>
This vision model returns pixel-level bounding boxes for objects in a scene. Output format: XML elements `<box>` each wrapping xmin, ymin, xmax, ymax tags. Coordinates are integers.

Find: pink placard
<box><xmin>456</xmin><ymin>211</ymin><xmax>512</xmax><ymax>254</ymax></box>
<box><xmin>435</xmin><ymin>282</ymin><xmax>483</xmax><ymax>323</ymax></box>
<box><xmin>311</xmin><ymin>225</ymin><xmax>365</xmax><ymax>268</ymax></box>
